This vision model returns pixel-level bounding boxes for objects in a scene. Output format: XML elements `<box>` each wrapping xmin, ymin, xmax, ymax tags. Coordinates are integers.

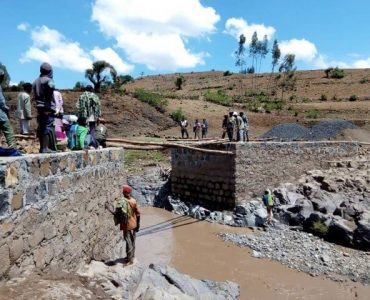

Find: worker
<box><xmin>105</xmin><ymin>185</ymin><xmax>141</xmax><ymax>266</ymax></box>
<box><xmin>193</xmin><ymin>119</ymin><xmax>201</xmax><ymax>140</ymax></box>
<box><xmin>226</xmin><ymin>112</ymin><xmax>235</xmax><ymax>142</ymax></box>
<box><xmin>240</xmin><ymin>112</ymin><xmax>250</xmax><ymax>142</ymax></box>
<box><xmin>236</xmin><ymin>112</ymin><xmax>245</xmax><ymax>142</ymax></box>
<box><xmin>262</xmin><ymin>189</ymin><xmax>274</xmax><ymax>225</ymax></box>
<box><xmin>180</xmin><ymin>117</ymin><xmax>189</xmax><ymax>139</ymax></box>
<box><xmin>16</xmin><ymin>83</ymin><xmax>33</xmax><ymax>135</ymax></box>
<box><xmin>96</xmin><ymin>117</ymin><xmax>108</xmax><ymax>148</ymax></box>
<box><xmin>0</xmin><ymin>69</ymin><xmax>17</xmax><ymax>148</ymax></box>
<box><xmin>201</xmin><ymin>118</ymin><xmax>208</xmax><ymax>139</ymax></box>
<box><xmin>221</xmin><ymin>114</ymin><xmax>228</xmax><ymax>139</ymax></box>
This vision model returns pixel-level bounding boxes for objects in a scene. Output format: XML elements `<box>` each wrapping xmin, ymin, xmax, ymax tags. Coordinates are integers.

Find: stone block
<box><xmin>0</xmin><ymin>244</ymin><xmax>10</xmax><ymax>277</ymax></box>
<box><xmin>40</xmin><ymin>158</ymin><xmax>51</xmax><ymax>177</ymax></box>
<box><xmin>11</xmin><ymin>193</ymin><xmax>24</xmax><ymax>211</ymax></box>
<box><xmin>9</xmin><ymin>238</ymin><xmax>24</xmax><ymax>262</ymax></box>
<box><xmin>28</xmin><ymin>229</ymin><xmax>44</xmax><ymax>248</ymax></box>
<box><xmin>5</xmin><ymin>165</ymin><xmax>18</xmax><ymax>188</ymax></box>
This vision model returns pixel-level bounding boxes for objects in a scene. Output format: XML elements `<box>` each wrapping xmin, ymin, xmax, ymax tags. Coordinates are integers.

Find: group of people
<box><xmin>180</xmin><ymin>118</ymin><xmax>208</xmax><ymax>139</ymax></box>
<box><xmin>0</xmin><ymin>62</ymin><xmax>108</xmax><ymax>153</ymax></box>
<box><xmin>222</xmin><ymin>111</ymin><xmax>249</xmax><ymax>142</ymax></box>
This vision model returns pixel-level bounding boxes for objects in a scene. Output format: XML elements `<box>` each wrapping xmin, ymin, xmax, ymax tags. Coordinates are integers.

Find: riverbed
<box><xmin>136</xmin><ymin>207</ymin><xmax>369</xmax><ymax>300</ymax></box>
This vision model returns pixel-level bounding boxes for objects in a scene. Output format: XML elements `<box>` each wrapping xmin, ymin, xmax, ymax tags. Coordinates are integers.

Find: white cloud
<box><xmin>313</xmin><ymin>54</ymin><xmax>350</xmax><ymax>69</ymax></box>
<box><xmin>91</xmin><ymin>0</ymin><xmax>220</xmax><ymax>70</ymax></box>
<box><xmin>20</xmin><ymin>26</ymin><xmax>92</xmax><ymax>72</ymax></box>
<box><xmin>352</xmin><ymin>57</ymin><xmax>370</xmax><ymax>68</ymax></box>
<box><xmin>91</xmin><ymin>47</ymin><xmax>134</xmax><ymax>73</ymax></box>
<box><xmin>17</xmin><ymin>22</ymin><xmax>29</xmax><ymax>31</ymax></box>
<box><xmin>224</xmin><ymin>17</ymin><xmax>276</xmax><ymax>42</ymax></box>
<box><xmin>280</xmin><ymin>39</ymin><xmax>318</xmax><ymax>62</ymax></box>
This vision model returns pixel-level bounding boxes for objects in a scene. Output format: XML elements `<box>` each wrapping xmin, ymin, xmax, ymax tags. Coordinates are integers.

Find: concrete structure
<box><xmin>171</xmin><ymin>141</ymin><xmax>361</xmax><ymax>209</ymax></box>
<box><xmin>0</xmin><ymin>148</ymin><xmax>125</xmax><ymax>278</ymax></box>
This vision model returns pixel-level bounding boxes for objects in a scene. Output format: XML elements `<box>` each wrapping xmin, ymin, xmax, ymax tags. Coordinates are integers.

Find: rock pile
<box><xmin>220</xmin><ymin>228</ymin><xmax>370</xmax><ymax>284</ymax></box>
<box><xmin>274</xmin><ymin>159</ymin><xmax>370</xmax><ymax>250</ymax></box>
<box><xmin>78</xmin><ymin>261</ymin><xmax>240</xmax><ymax>300</ymax></box>
<box><xmin>261</xmin><ymin>119</ymin><xmax>357</xmax><ymax>141</ymax></box>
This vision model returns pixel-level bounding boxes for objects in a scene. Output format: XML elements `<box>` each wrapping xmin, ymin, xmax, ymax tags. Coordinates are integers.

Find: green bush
<box><xmin>329</xmin><ymin>67</ymin><xmax>345</xmax><ymax>79</ymax></box>
<box><xmin>133</xmin><ymin>89</ymin><xmax>168</xmax><ymax>112</ymax></box>
<box><xmin>359</xmin><ymin>77</ymin><xmax>369</xmax><ymax>84</ymax></box>
<box><xmin>204</xmin><ymin>90</ymin><xmax>232</xmax><ymax>106</ymax></box>
<box><xmin>310</xmin><ymin>220</ymin><xmax>329</xmax><ymax>237</ymax></box>
<box><xmin>170</xmin><ymin>108</ymin><xmax>185</xmax><ymax>122</ymax></box>
<box><xmin>319</xmin><ymin>94</ymin><xmax>327</xmax><ymax>101</ymax></box>
<box><xmin>307</xmin><ymin>109</ymin><xmax>319</xmax><ymax>119</ymax></box>
<box><xmin>223</xmin><ymin>70</ymin><xmax>232</xmax><ymax>76</ymax></box>
<box><xmin>175</xmin><ymin>75</ymin><xmax>185</xmax><ymax>90</ymax></box>
<box><xmin>349</xmin><ymin>94</ymin><xmax>358</xmax><ymax>101</ymax></box>
<box><xmin>332</xmin><ymin>95</ymin><xmax>338</xmax><ymax>101</ymax></box>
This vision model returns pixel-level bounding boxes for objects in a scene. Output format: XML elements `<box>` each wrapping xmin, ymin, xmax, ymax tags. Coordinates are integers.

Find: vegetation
<box><xmin>223</xmin><ymin>70</ymin><xmax>232</xmax><ymax>76</ymax></box>
<box><xmin>74</xmin><ymin>81</ymin><xmax>85</xmax><ymax>91</ymax></box>
<box><xmin>325</xmin><ymin>67</ymin><xmax>345</xmax><ymax>79</ymax></box>
<box><xmin>0</xmin><ymin>62</ymin><xmax>10</xmax><ymax>89</ymax></box>
<box><xmin>278</xmin><ymin>54</ymin><xmax>297</xmax><ymax>100</ymax></box>
<box><xmin>175</xmin><ymin>75</ymin><xmax>185</xmax><ymax>90</ymax></box>
<box><xmin>349</xmin><ymin>94</ymin><xmax>358</xmax><ymax>101</ymax></box>
<box><xmin>204</xmin><ymin>90</ymin><xmax>232</xmax><ymax>106</ymax></box>
<box><xmin>235</xmin><ymin>34</ymin><xmax>247</xmax><ymax>74</ymax></box>
<box><xmin>116</xmin><ymin>75</ymin><xmax>134</xmax><ymax>85</ymax></box>
<box><xmin>85</xmin><ymin>60</ymin><xmax>117</xmax><ymax>92</ymax></box>
<box><xmin>310</xmin><ymin>220</ymin><xmax>329</xmax><ymax>237</ymax></box>
<box><xmin>307</xmin><ymin>109</ymin><xmax>319</xmax><ymax>119</ymax></box>
<box><xmin>319</xmin><ymin>94</ymin><xmax>327</xmax><ymax>101</ymax></box>
<box><xmin>170</xmin><ymin>108</ymin><xmax>186</xmax><ymax>122</ymax></box>
<box><xmin>133</xmin><ymin>89</ymin><xmax>168</xmax><ymax>112</ymax></box>
<box><xmin>359</xmin><ymin>77</ymin><xmax>369</xmax><ymax>84</ymax></box>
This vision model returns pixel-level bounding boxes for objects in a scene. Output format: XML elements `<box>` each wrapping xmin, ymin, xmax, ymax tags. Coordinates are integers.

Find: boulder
<box><xmin>327</xmin><ymin>217</ymin><xmax>356</xmax><ymax>247</ymax></box>
<box><xmin>353</xmin><ymin>211</ymin><xmax>370</xmax><ymax>250</ymax></box>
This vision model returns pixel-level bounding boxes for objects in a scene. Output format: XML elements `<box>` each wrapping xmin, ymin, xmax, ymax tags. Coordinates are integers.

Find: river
<box><xmin>136</xmin><ymin>207</ymin><xmax>369</xmax><ymax>300</ymax></box>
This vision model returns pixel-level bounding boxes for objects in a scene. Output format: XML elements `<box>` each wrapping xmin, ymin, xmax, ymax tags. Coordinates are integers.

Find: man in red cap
<box><xmin>106</xmin><ymin>184</ymin><xmax>141</xmax><ymax>266</ymax></box>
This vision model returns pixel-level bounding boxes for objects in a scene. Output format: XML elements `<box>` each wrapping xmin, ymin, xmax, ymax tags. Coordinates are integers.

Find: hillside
<box><xmin>3</xmin><ymin>68</ymin><xmax>370</xmax><ymax>140</ymax></box>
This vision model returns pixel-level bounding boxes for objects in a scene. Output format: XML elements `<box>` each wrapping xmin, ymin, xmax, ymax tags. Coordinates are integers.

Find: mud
<box><xmin>137</xmin><ymin>207</ymin><xmax>370</xmax><ymax>300</ymax></box>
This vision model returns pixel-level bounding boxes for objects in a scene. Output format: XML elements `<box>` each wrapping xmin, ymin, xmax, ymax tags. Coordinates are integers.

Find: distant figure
<box><xmin>226</xmin><ymin>112</ymin><xmax>235</xmax><ymax>142</ymax></box>
<box><xmin>262</xmin><ymin>189</ymin><xmax>274</xmax><ymax>225</ymax></box>
<box><xmin>236</xmin><ymin>112</ymin><xmax>245</xmax><ymax>142</ymax></box>
<box><xmin>16</xmin><ymin>83</ymin><xmax>33</xmax><ymax>135</ymax></box>
<box><xmin>76</xmin><ymin>117</ymin><xmax>89</xmax><ymax>150</ymax></box>
<box><xmin>33</xmin><ymin>62</ymin><xmax>57</xmax><ymax>153</ymax></box>
<box><xmin>180</xmin><ymin>117</ymin><xmax>189</xmax><ymax>139</ymax></box>
<box><xmin>193</xmin><ymin>119</ymin><xmax>201</xmax><ymax>139</ymax></box>
<box><xmin>65</xmin><ymin>115</ymin><xmax>78</xmax><ymax>150</ymax></box>
<box><xmin>96</xmin><ymin>117</ymin><xmax>108</xmax><ymax>148</ymax></box>
<box><xmin>54</xmin><ymin>90</ymin><xmax>66</xmax><ymax>141</ymax></box>
<box><xmin>105</xmin><ymin>185</ymin><xmax>141</xmax><ymax>266</ymax></box>
<box><xmin>201</xmin><ymin>118</ymin><xmax>208</xmax><ymax>139</ymax></box>
<box><xmin>240</xmin><ymin>112</ymin><xmax>250</xmax><ymax>142</ymax></box>
<box><xmin>221</xmin><ymin>114</ymin><xmax>228</xmax><ymax>139</ymax></box>
<box><xmin>76</xmin><ymin>85</ymin><xmax>101</xmax><ymax>148</ymax></box>
<box><xmin>0</xmin><ymin>69</ymin><xmax>16</xmax><ymax>148</ymax></box>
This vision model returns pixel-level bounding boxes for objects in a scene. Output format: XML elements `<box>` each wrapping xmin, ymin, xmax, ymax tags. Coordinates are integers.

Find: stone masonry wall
<box><xmin>0</xmin><ymin>148</ymin><xmax>125</xmax><ymax>279</ymax></box>
<box><xmin>235</xmin><ymin>141</ymin><xmax>360</xmax><ymax>202</ymax></box>
<box><xmin>171</xmin><ymin>148</ymin><xmax>236</xmax><ymax>210</ymax></box>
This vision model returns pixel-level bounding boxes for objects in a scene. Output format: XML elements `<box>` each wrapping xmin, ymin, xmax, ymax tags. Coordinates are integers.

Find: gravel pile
<box><xmin>220</xmin><ymin>228</ymin><xmax>370</xmax><ymax>284</ymax></box>
<box><xmin>261</xmin><ymin>119</ymin><xmax>357</xmax><ymax>141</ymax></box>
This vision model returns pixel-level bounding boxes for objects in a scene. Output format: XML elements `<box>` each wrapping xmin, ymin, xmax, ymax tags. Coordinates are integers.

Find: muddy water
<box><xmin>136</xmin><ymin>207</ymin><xmax>369</xmax><ymax>300</ymax></box>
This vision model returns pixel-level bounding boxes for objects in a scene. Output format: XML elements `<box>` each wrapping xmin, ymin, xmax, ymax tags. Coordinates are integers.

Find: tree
<box><xmin>268</xmin><ymin>39</ymin><xmax>281</xmax><ymax>95</ymax></box>
<box><xmin>0</xmin><ymin>62</ymin><xmax>11</xmax><ymax>89</ymax></box>
<box><xmin>235</xmin><ymin>34</ymin><xmax>247</xmax><ymax>73</ymax></box>
<box><xmin>249</xmin><ymin>32</ymin><xmax>259</xmax><ymax>89</ymax></box>
<box><xmin>85</xmin><ymin>60</ymin><xmax>117</xmax><ymax>93</ymax></box>
<box><xmin>258</xmin><ymin>35</ymin><xmax>269</xmax><ymax>74</ymax></box>
<box><xmin>116</xmin><ymin>75</ymin><xmax>134</xmax><ymax>85</ymax></box>
<box><xmin>278</xmin><ymin>54</ymin><xmax>296</xmax><ymax>100</ymax></box>
<box><xmin>175</xmin><ymin>75</ymin><xmax>185</xmax><ymax>90</ymax></box>
<box><xmin>74</xmin><ymin>81</ymin><xmax>84</xmax><ymax>91</ymax></box>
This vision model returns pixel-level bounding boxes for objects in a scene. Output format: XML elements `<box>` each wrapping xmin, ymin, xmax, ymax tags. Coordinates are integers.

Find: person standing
<box><xmin>33</xmin><ymin>62</ymin><xmax>58</xmax><ymax>153</ymax></box>
<box><xmin>54</xmin><ymin>89</ymin><xmax>66</xmax><ymax>141</ymax></box>
<box><xmin>16</xmin><ymin>83</ymin><xmax>33</xmax><ymax>135</ymax></box>
<box><xmin>76</xmin><ymin>85</ymin><xmax>101</xmax><ymax>148</ymax></box>
<box><xmin>105</xmin><ymin>185</ymin><xmax>141</xmax><ymax>266</ymax></box>
<box><xmin>221</xmin><ymin>114</ymin><xmax>228</xmax><ymax>139</ymax></box>
<box><xmin>180</xmin><ymin>117</ymin><xmax>189</xmax><ymax>139</ymax></box>
<box><xmin>193</xmin><ymin>119</ymin><xmax>201</xmax><ymax>140</ymax></box>
<box><xmin>96</xmin><ymin>117</ymin><xmax>108</xmax><ymax>148</ymax></box>
<box><xmin>236</xmin><ymin>112</ymin><xmax>245</xmax><ymax>142</ymax></box>
<box><xmin>262</xmin><ymin>189</ymin><xmax>274</xmax><ymax>225</ymax></box>
<box><xmin>201</xmin><ymin>118</ymin><xmax>208</xmax><ymax>139</ymax></box>
<box><xmin>0</xmin><ymin>69</ymin><xmax>16</xmax><ymax>148</ymax></box>
<box><xmin>226</xmin><ymin>112</ymin><xmax>235</xmax><ymax>142</ymax></box>
<box><xmin>241</xmin><ymin>112</ymin><xmax>250</xmax><ymax>142</ymax></box>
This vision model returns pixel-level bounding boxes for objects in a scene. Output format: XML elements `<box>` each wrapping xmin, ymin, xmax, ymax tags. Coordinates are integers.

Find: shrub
<box><xmin>170</xmin><ymin>108</ymin><xmax>185</xmax><ymax>122</ymax></box>
<box><xmin>310</xmin><ymin>220</ymin><xmax>329</xmax><ymax>237</ymax></box>
<box><xmin>359</xmin><ymin>77</ymin><xmax>369</xmax><ymax>84</ymax></box>
<box><xmin>223</xmin><ymin>70</ymin><xmax>232</xmax><ymax>76</ymax></box>
<box><xmin>133</xmin><ymin>89</ymin><xmax>168</xmax><ymax>112</ymax></box>
<box><xmin>328</xmin><ymin>67</ymin><xmax>345</xmax><ymax>79</ymax></box>
<box><xmin>332</xmin><ymin>95</ymin><xmax>338</xmax><ymax>101</ymax></box>
<box><xmin>349</xmin><ymin>94</ymin><xmax>358</xmax><ymax>101</ymax></box>
<box><xmin>319</xmin><ymin>94</ymin><xmax>327</xmax><ymax>101</ymax></box>
<box><xmin>307</xmin><ymin>109</ymin><xmax>319</xmax><ymax>119</ymax></box>
<box><xmin>204</xmin><ymin>90</ymin><xmax>232</xmax><ymax>106</ymax></box>
<box><xmin>175</xmin><ymin>75</ymin><xmax>185</xmax><ymax>90</ymax></box>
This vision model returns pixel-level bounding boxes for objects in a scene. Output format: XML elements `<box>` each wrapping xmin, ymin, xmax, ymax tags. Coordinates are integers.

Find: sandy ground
<box><xmin>137</xmin><ymin>207</ymin><xmax>370</xmax><ymax>300</ymax></box>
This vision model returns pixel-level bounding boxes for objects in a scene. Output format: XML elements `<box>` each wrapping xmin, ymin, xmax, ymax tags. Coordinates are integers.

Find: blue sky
<box><xmin>1</xmin><ymin>0</ymin><xmax>369</xmax><ymax>88</ymax></box>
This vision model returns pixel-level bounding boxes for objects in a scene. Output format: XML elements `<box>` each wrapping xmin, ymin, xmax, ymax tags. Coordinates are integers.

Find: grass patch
<box><xmin>307</xmin><ymin>109</ymin><xmax>319</xmax><ymax>119</ymax></box>
<box><xmin>204</xmin><ymin>90</ymin><xmax>232</xmax><ymax>106</ymax></box>
<box><xmin>133</xmin><ymin>89</ymin><xmax>168</xmax><ymax>112</ymax></box>
<box><xmin>170</xmin><ymin>108</ymin><xmax>186</xmax><ymax>122</ymax></box>
<box><xmin>124</xmin><ymin>150</ymin><xmax>167</xmax><ymax>167</ymax></box>
<box><xmin>310</xmin><ymin>220</ymin><xmax>329</xmax><ymax>237</ymax></box>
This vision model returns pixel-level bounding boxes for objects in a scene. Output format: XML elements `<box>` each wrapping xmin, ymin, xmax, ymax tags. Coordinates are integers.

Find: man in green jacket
<box><xmin>0</xmin><ymin>69</ymin><xmax>16</xmax><ymax>148</ymax></box>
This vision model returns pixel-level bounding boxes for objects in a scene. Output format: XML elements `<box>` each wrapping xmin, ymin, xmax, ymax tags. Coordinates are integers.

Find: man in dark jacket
<box><xmin>33</xmin><ymin>63</ymin><xmax>57</xmax><ymax>153</ymax></box>
<box><xmin>0</xmin><ymin>69</ymin><xmax>16</xmax><ymax>148</ymax></box>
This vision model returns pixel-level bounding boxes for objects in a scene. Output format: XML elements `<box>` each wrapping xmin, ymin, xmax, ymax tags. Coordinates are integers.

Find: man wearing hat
<box><xmin>0</xmin><ymin>68</ymin><xmax>17</xmax><ymax>148</ymax></box>
<box><xmin>106</xmin><ymin>184</ymin><xmax>141</xmax><ymax>266</ymax></box>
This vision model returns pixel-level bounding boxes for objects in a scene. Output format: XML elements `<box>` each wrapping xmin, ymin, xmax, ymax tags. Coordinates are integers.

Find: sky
<box><xmin>1</xmin><ymin>0</ymin><xmax>369</xmax><ymax>88</ymax></box>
